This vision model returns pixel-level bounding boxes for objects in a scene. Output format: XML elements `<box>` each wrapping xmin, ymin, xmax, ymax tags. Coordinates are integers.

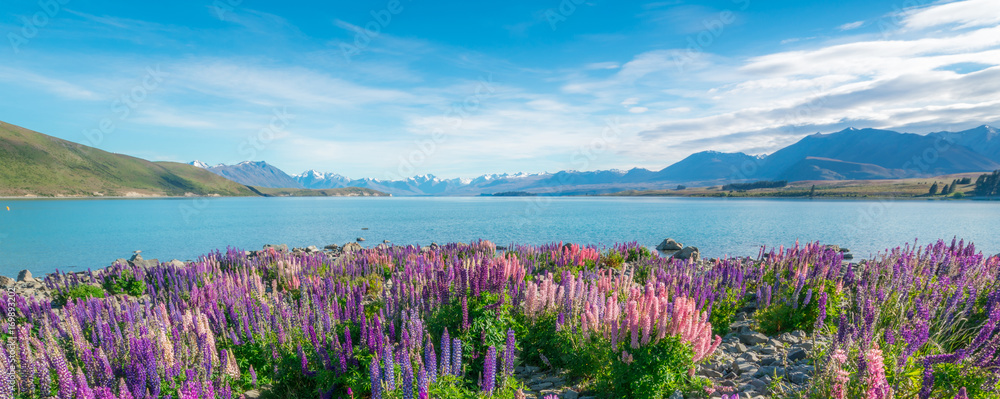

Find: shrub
<box><xmin>102</xmin><ymin>272</ymin><xmax>146</xmax><ymax>296</ymax></box>
<box><xmin>54</xmin><ymin>284</ymin><xmax>105</xmax><ymax>306</ymax></box>
<box><xmin>596</xmin><ymin>336</ymin><xmax>708</xmax><ymax>399</ymax></box>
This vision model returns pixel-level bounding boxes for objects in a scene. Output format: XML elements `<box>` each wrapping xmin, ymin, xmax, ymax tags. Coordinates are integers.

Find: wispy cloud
<box><xmin>837</xmin><ymin>20</ymin><xmax>865</xmax><ymax>31</ymax></box>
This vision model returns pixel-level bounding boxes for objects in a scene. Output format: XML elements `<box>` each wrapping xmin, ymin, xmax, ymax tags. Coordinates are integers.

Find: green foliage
<box><xmin>53</xmin><ymin>284</ymin><xmax>105</xmax><ymax>306</ymax></box>
<box><xmin>930</xmin><ymin>363</ymin><xmax>1000</xmax><ymax>399</ymax></box>
<box><xmin>709</xmin><ymin>288</ymin><xmax>742</xmax><ymax>336</ymax></box>
<box><xmin>426</xmin><ymin>291</ymin><xmax>526</xmax><ymax>378</ymax></box>
<box><xmin>626</xmin><ymin>246</ymin><xmax>653</xmax><ymax>262</ymax></box>
<box><xmin>519</xmin><ymin>313</ymin><xmax>611</xmax><ymax>379</ymax></box>
<box><xmin>596</xmin><ymin>336</ymin><xmax>706</xmax><ymax>399</ymax></box>
<box><xmin>757</xmin><ymin>282</ymin><xmax>841</xmax><ymax>335</ymax></box>
<box><xmin>600</xmin><ymin>251</ymin><xmax>625</xmax><ymax>269</ymax></box>
<box><xmin>102</xmin><ymin>272</ymin><xmax>147</xmax><ymax>297</ymax></box>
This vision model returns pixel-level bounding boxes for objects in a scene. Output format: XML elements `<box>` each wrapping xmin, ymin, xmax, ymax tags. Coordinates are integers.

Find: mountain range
<box><xmin>0</xmin><ymin>121</ymin><xmax>386</xmax><ymax>197</ymax></box>
<box><xmin>189</xmin><ymin>125</ymin><xmax>1000</xmax><ymax>196</ymax></box>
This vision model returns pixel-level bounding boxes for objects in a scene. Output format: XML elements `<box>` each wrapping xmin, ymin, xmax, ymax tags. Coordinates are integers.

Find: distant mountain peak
<box><xmin>189</xmin><ymin>160</ymin><xmax>210</xmax><ymax>169</ymax></box>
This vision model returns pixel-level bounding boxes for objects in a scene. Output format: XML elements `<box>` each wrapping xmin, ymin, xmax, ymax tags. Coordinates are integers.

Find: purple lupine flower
<box><xmin>440</xmin><ymin>328</ymin><xmax>451</xmax><ymax>378</ymax></box>
<box><xmin>452</xmin><ymin>338</ymin><xmax>463</xmax><ymax>376</ymax></box>
<box><xmin>503</xmin><ymin>328</ymin><xmax>516</xmax><ymax>377</ymax></box>
<box><xmin>401</xmin><ymin>352</ymin><xmax>414</xmax><ymax>399</ymax></box>
<box><xmin>418</xmin><ymin>365</ymin><xmax>429</xmax><ymax>397</ymax></box>
<box><xmin>461</xmin><ymin>297</ymin><xmax>470</xmax><ymax>331</ymax></box>
<box><xmin>383</xmin><ymin>345</ymin><xmax>396</xmax><ymax>391</ymax></box>
<box><xmin>369</xmin><ymin>357</ymin><xmax>382</xmax><ymax>399</ymax></box>
<box><xmin>249</xmin><ymin>365</ymin><xmax>258</xmax><ymax>387</ymax></box>
<box><xmin>955</xmin><ymin>387</ymin><xmax>968</xmax><ymax>399</ymax></box>
<box><xmin>814</xmin><ymin>292</ymin><xmax>828</xmax><ymax>333</ymax></box>
<box><xmin>482</xmin><ymin>345</ymin><xmax>497</xmax><ymax>394</ymax></box>
<box><xmin>424</xmin><ymin>336</ymin><xmax>438</xmax><ymax>383</ymax></box>
<box><xmin>803</xmin><ymin>288</ymin><xmax>813</xmax><ymax>307</ymax></box>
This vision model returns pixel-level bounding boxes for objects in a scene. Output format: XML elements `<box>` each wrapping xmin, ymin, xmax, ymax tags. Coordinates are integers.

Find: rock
<box><xmin>0</xmin><ymin>276</ymin><xmax>13</xmax><ymax>287</ymax></box>
<box><xmin>699</xmin><ymin>368</ymin><xmax>723</xmax><ymax>378</ymax></box>
<box><xmin>788</xmin><ymin>348</ymin><xmax>807</xmax><ymax>362</ymax></box>
<box><xmin>740</xmin><ymin>332</ymin><xmax>769</xmax><ymax>346</ymax></box>
<box><xmin>306</xmin><ymin>245</ymin><xmax>319</xmax><ymax>253</ymax></box>
<box><xmin>749</xmin><ymin>378</ymin><xmax>767</xmax><ymax>392</ymax></box>
<box><xmin>788</xmin><ymin>371</ymin><xmax>809</xmax><ymax>384</ymax></box>
<box><xmin>342</xmin><ymin>242</ymin><xmax>363</xmax><ymax>253</ymax></box>
<box><xmin>356</xmin><ymin>237</ymin><xmax>365</xmax><ymax>242</ymax></box>
<box><xmin>823</xmin><ymin>244</ymin><xmax>840</xmax><ymax>252</ymax></box>
<box><xmin>563</xmin><ymin>390</ymin><xmax>579</xmax><ymax>399</ymax></box>
<box><xmin>263</xmin><ymin>244</ymin><xmax>288</xmax><ymax>252</ymax></box>
<box><xmin>16</xmin><ymin>270</ymin><xmax>35</xmax><ymax>283</ymax></box>
<box><xmin>656</xmin><ymin>238</ymin><xmax>683</xmax><ymax>251</ymax></box>
<box><xmin>324</xmin><ymin>244</ymin><xmax>341</xmax><ymax>251</ymax></box>
<box><xmin>383</xmin><ymin>239</ymin><xmax>391</xmax><ymax>243</ymax></box>
<box><xmin>375</xmin><ymin>243</ymin><xmax>390</xmax><ymax>250</ymax></box>
<box><xmin>843</xmin><ymin>253</ymin><xmax>854</xmax><ymax>260</ymax></box>
<box><xmin>839</xmin><ymin>247</ymin><xmax>850</xmax><ymax>253</ymax></box>
<box><xmin>668</xmin><ymin>391</ymin><xmax>684</xmax><ymax>399</ymax></box>
<box><xmin>672</xmin><ymin>246</ymin><xmax>700</xmax><ymax>262</ymax></box>
<box><xmin>361</xmin><ymin>227</ymin><xmax>369</xmax><ymax>230</ymax></box>
<box><xmin>166</xmin><ymin>259</ymin><xmax>185</xmax><ymax>268</ymax></box>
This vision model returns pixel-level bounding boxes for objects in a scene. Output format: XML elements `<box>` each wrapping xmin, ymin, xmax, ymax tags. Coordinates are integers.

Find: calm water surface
<box><xmin>1</xmin><ymin>197</ymin><xmax>997</xmax><ymax>276</ymax></box>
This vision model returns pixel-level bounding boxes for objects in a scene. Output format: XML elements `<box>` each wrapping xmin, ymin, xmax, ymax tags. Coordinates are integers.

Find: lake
<box><xmin>0</xmin><ymin>196</ymin><xmax>997</xmax><ymax>276</ymax></box>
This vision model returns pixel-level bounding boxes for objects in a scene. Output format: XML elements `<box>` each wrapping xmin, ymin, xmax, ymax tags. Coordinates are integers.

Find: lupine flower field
<box><xmin>2</xmin><ymin>238</ymin><xmax>999</xmax><ymax>398</ymax></box>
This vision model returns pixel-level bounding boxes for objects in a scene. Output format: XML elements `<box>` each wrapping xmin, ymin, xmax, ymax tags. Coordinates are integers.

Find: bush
<box><xmin>102</xmin><ymin>271</ymin><xmax>147</xmax><ymax>297</ymax></box>
<box><xmin>519</xmin><ymin>312</ymin><xmax>611</xmax><ymax>379</ymax></box>
<box><xmin>54</xmin><ymin>284</ymin><xmax>105</xmax><ymax>306</ymax></box>
<box><xmin>757</xmin><ymin>282</ymin><xmax>840</xmax><ymax>335</ymax></box>
<box><xmin>709</xmin><ymin>288</ymin><xmax>742</xmax><ymax>336</ymax></box>
<box><xmin>596</xmin><ymin>336</ymin><xmax>708</xmax><ymax>399</ymax></box>
<box><xmin>929</xmin><ymin>363</ymin><xmax>1000</xmax><ymax>399</ymax></box>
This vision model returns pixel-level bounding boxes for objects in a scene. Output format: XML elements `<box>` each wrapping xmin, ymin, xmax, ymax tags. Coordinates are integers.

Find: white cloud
<box><xmin>837</xmin><ymin>21</ymin><xmax>865</xmax><ymax>31</ymax></box>
<box><xmin>901</xmin><ymin>0</ymin><xmax>1000</xmax><ymax>30</ymax></box>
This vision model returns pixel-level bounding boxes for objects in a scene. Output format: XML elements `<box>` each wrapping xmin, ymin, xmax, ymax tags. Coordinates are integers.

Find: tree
<box><xmin>943</xmin><ymin>183</ymin><xmax>953</xmax><ymax>195</ymax></box>
<box><xmin>929</xmin><ymin>182</ymin><xmax>939</xmax><ymax>195</ymax></box>
<box><xmin>676</xmin><ymin>185</ymin><xmax>687</xmax><ymax>190</ymax></box>
<box><xmin>809</xmin><ymin>185</ymin><xmax>816</xmax><ymax>198</ymax></box>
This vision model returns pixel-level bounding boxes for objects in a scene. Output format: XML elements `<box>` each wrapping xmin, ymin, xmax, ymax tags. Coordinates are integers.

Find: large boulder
<box><xmin>672</xmin><ymin>246</ymin><xmax>700</xmax><ymax>262</ymax></box>
<box><xmin>656</xmin><ymin>238</ymin><xmax>683</xmax><ymax>251</ymax></box>
<box><xmin>324</xmin><ymin>244</ymin><xmax>341</xmax><ymax>251</ymax></box>
<box><xmin>16</xmin><ymin>269</ymin><xmax>35</xmax><ymax>283</ymax></box>
<box><xmin>342</xmin><ymin>242</ymin><xmax>363</xmax><ymax>253</ymax></box>
<box><xmin>0</xmin><ymin>275</ymin><xmax>14</xmax><ymax>287</ymax></box>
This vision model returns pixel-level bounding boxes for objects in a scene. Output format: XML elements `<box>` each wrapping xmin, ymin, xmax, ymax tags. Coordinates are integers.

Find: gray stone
<box><xmin>788</xmin><ymin>371</ymin><xmax>809</xmax><ymax>384</ymax></box>
<box><xmin>735</xmin><ymin>361</ymin><xmax>755</xmax><ymax>374</ymax></box>
<box><xmin>167</xmin><ymin>259</ymin><xmax>185</xmax><ymax>268</ymax></box>
<box><xmin>788</xmin><ymin>348</ymin><xmax>807</xmax><ymax>362</ymax></box>
<box><xmin>740</xmin><ymin>332</ymin><xmax>769</xmax><ymax>346</ymax></box>
<box><xmin>668</xmin><ymin>390</ymin><xmax>683</xmax><ymax>399</ymax></box>
<box><xmin>16</xmin><ymin>270</ymin><xmax>34</xmax><ymax>283</ymax></box>
<box><xmin>263</xmin><ymin>244</ymin><xmax>288</xmax><ymax>252</ymax></box>
<box><xmin>749</xmin><ymin>378</ymin><xmax>767</xmax><ymax>391</ymax></box>
<box><xmin>755</xmin><ymin>366</ymin><xmax>784</xmax><ymax>378</ymax></box>
<box><xmin>356</xmin><ymin>237</ymin><xmax>365</xmax><ymax>242</ymax></box>
<box><xmin>824</xmin><ymin>244</ymin><xmax>840</xmax><ymax>252</ymax></box>
<box><xmin>753</xmin><ymin>345</ymin><xmax>777</xmax><ymax>355</ymax></box>
<box><xmin>530</xmin><ymin>382</ymin><xmax>553</xmax><ymax>390</ymax></box>
<box><xmin>656</xmin><ymin>238</ymin><xmax>683</xmax><ymax>251</ymax></box>
<box><xmin>306</xmin><ymin>245</ymin><xmax>319</xmax><ymax>253</ymax></box>
<box><xmin>0</xmin><ymin>276</ymin><xmax>14</xmax><ymax>287</ymax></box>
<box><xmin>672</xmin><ymin>246</ymin><xmax>700</xmax><ymax>262</ymax></box>
<box><xmin>563</xmin><ymin>390</ymin><xmax>579</xmax><ymax>399</ymax></box>
<box><xmin>324</xmin><ymin>244</ymin><xmax>341</xmax><ymax>251</ymax></box>
<box><xmin>342</xmin><ymin>242</ymin><xmax>363</xmax><ymax>252</ymax></box>
<box><xmin>699</xmin><ymin>368</ymin><xmax>723</xmax><ymax>378</ymax></box>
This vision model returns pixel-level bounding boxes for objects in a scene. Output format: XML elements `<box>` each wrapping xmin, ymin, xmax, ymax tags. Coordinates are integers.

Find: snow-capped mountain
<box><xmin>190</xmin><ymin>124</ymin><xmax>1000</xmax><ymax>195</ymax></box>
<box><xmin>188</xmin><ymin>160</ymin><xmax>211</xmax><ymax>169</ymax></box>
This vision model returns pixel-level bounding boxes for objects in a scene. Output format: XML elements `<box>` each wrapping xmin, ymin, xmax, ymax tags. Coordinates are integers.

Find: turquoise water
<box><xmin>0</xmin><ymin>197</ymin><xmax>998</xmax><ymax>276</ymax></box>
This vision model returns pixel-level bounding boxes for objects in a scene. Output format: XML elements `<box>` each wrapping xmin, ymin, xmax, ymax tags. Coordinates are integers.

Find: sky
<box><xmin>1</xmin><ymin>0</ymin><xmax>999</xmax><ymax>179</ymax></box>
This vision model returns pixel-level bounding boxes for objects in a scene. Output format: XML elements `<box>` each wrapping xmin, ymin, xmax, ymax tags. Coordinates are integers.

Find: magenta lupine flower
<box><xmin>482</xmin><ymin>345</ymin><xmax>497</xmax><ymax>394</ymax></box>
<box><xmin>865</xmin><ymin>348</ymin><xmax>892</xmax><ymax>399</ymax></box>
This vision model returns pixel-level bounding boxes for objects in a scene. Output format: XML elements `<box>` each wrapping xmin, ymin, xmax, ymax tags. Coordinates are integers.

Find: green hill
<box><xmin>0</xmin><ymin>121</ymin><xmax>258</xmax><ymax>197</ymax></box>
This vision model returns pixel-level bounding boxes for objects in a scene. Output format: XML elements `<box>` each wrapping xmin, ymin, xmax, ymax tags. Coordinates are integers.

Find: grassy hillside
<box><xmin>0</xmin><ymin>121</ymin><xmax>259</xmax><ymax>197</ymax></box>
<box><xmin>609</xmin><ymin>172</ymin><xmax>992</xmax><ymax>199</ymax></box>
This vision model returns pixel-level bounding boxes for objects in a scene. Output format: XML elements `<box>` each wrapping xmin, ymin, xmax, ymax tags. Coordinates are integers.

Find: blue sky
<box><xmin>1</xmin><ymin>0</ymin><xmax>998</xmax><ymax>179</ymax></box>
